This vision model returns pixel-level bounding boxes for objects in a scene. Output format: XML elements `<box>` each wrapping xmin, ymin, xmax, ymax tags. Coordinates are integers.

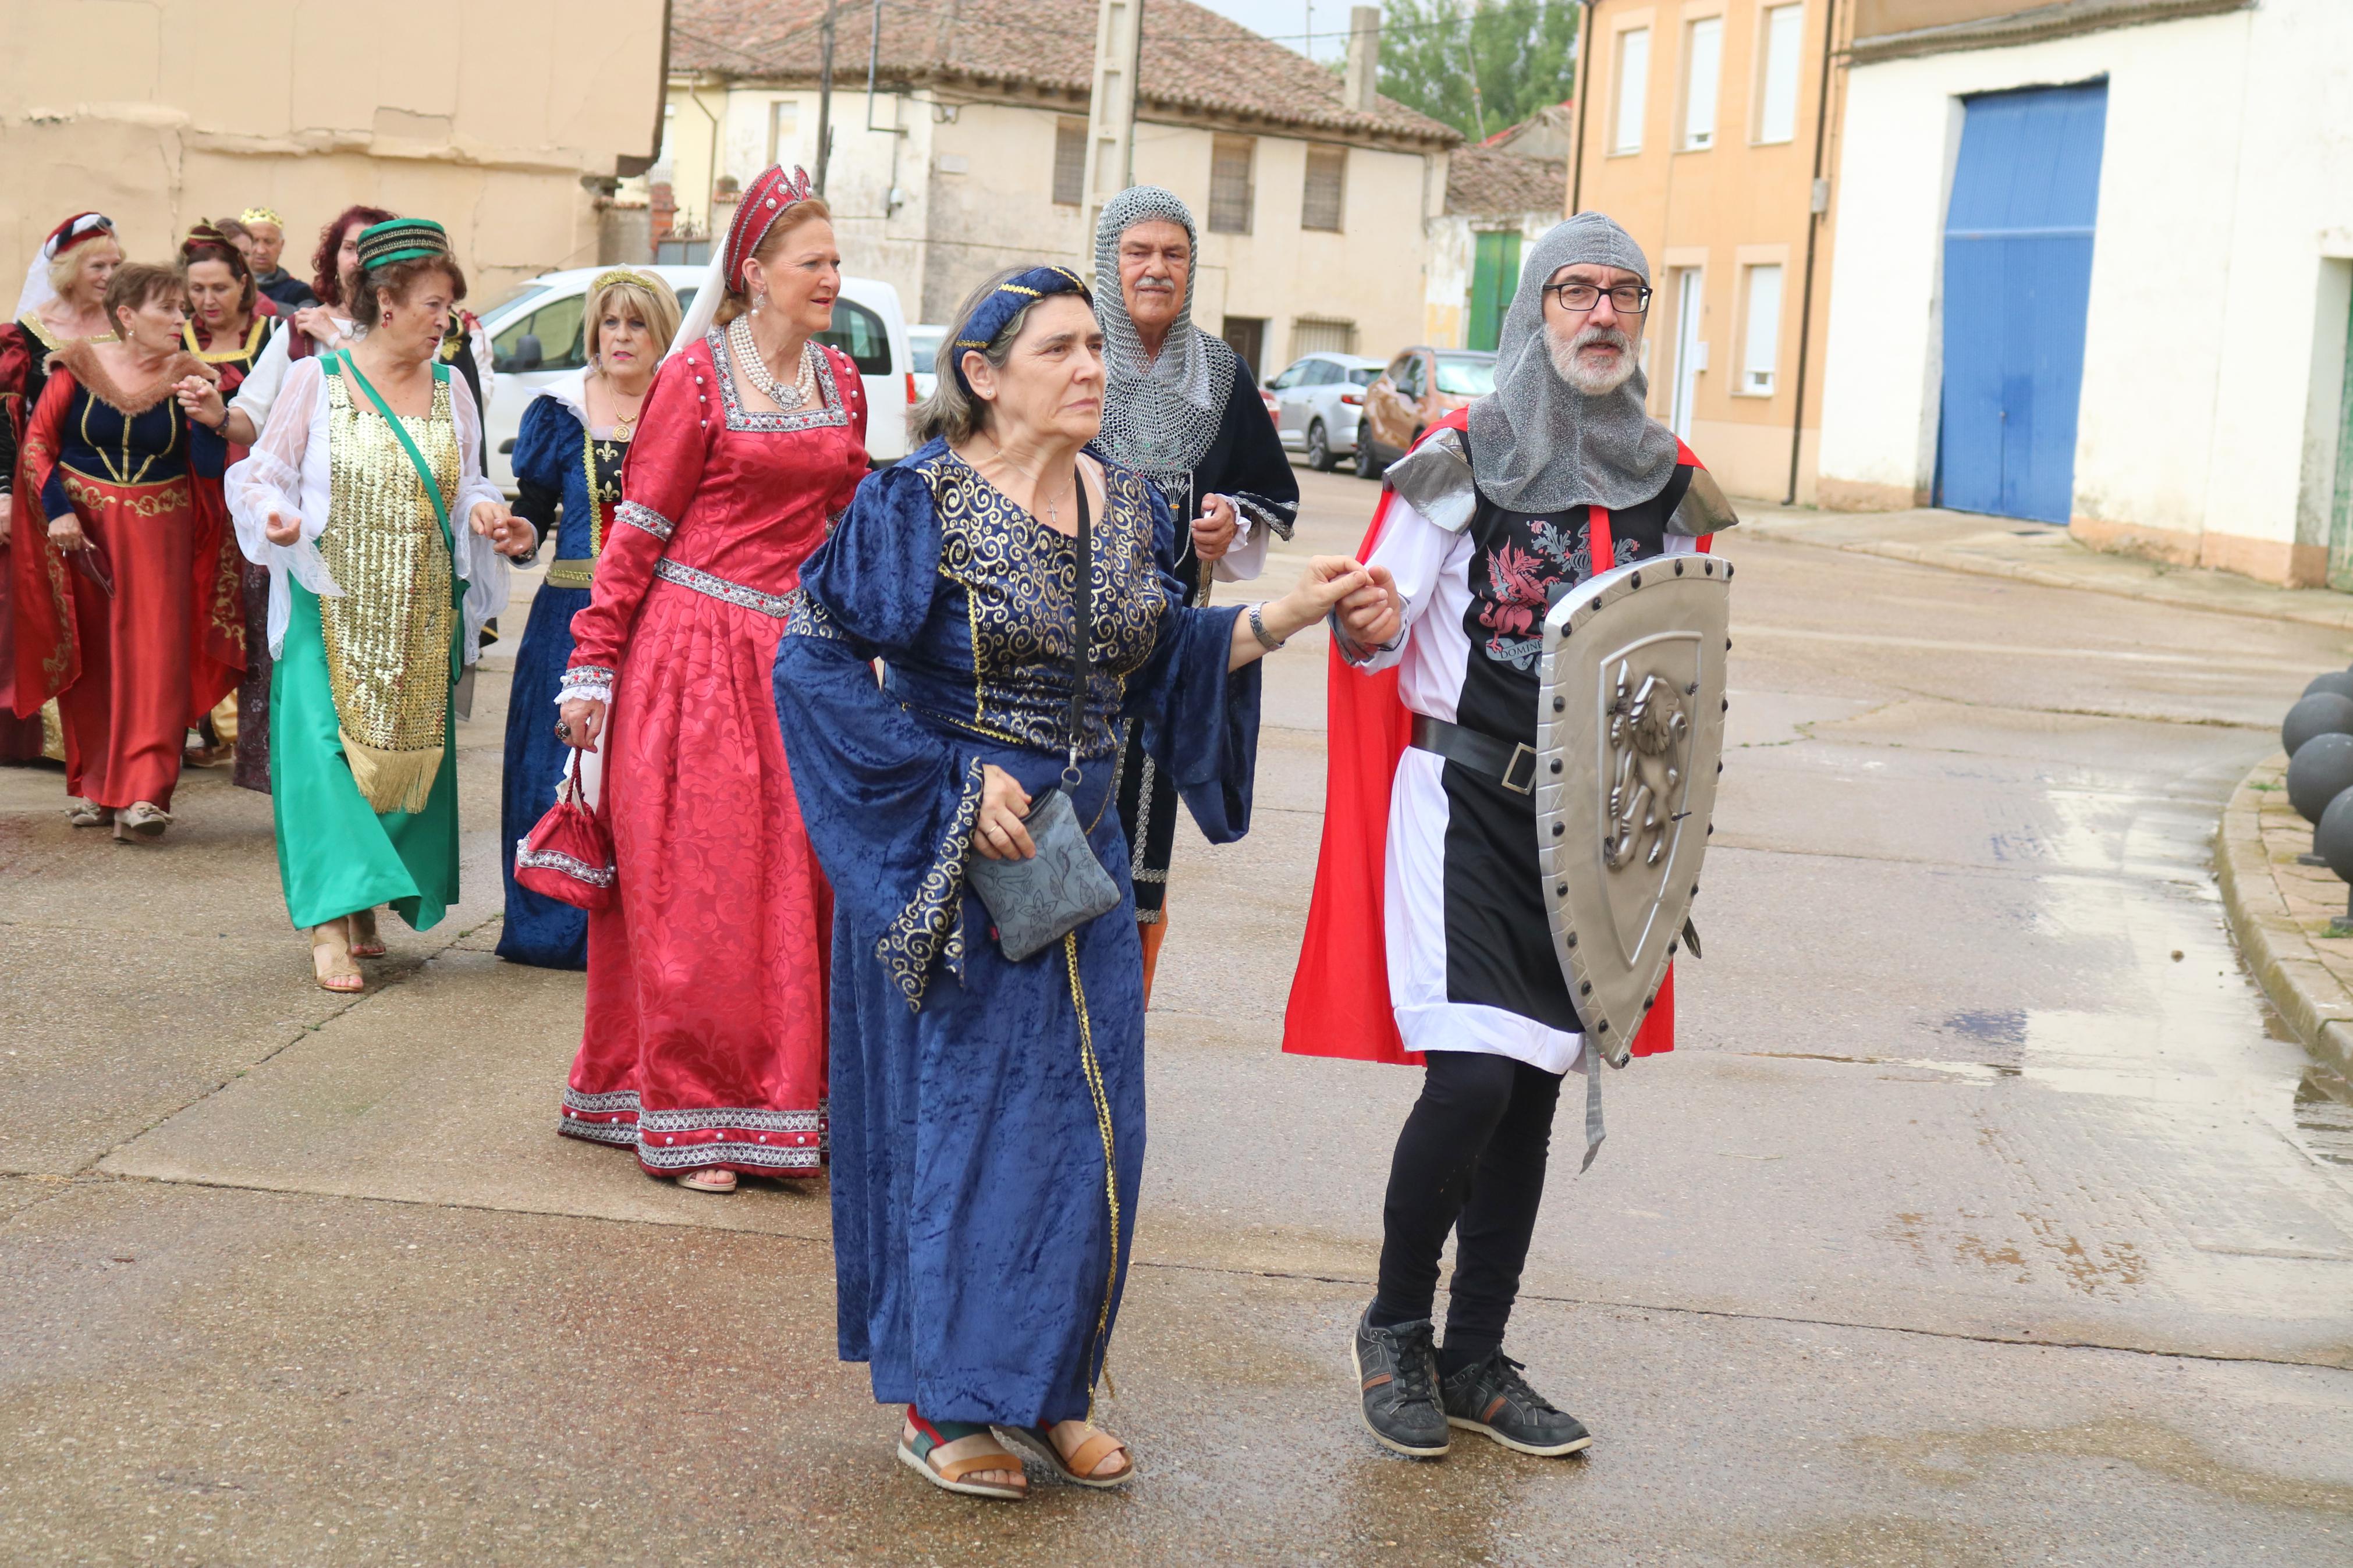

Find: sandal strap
<box><xmin>934</xmin><ymin>1444</ymin><xmax>1021</xmax><ymax>1484</ymax></box>
<box><xmin>1057</xmin><ymin>1429</ymin><xmax>1128</xmax><ymax>1478</ymax></box>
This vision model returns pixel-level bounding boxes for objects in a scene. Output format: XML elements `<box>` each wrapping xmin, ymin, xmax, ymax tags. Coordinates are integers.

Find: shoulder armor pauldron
<box><xmin>1669</xmin><ymin>465</ymin><xmax>1739</xmax><ymax>536</ymax></box>
<box><xmin>1383</xmin><ymin>424</ymin><xmax>1478</xmax><ymax>534</ymax></box>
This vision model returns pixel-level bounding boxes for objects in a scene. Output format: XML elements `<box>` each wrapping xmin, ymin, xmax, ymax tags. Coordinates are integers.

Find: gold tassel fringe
<box><xmin>339</xmin><ymin>729</ymin><xmax>442</xmax><ymax>815</ymax></box>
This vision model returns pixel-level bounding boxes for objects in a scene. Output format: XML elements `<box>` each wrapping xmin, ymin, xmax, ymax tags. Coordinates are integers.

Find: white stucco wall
<box><xmin>1816</xmin><ymin>1</ymin><xmax>2353</xmax><ymax>575</ymax></box>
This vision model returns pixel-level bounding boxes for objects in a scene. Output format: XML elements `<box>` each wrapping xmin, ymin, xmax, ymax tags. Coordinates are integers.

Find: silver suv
<box><xmin>1265</xmin><ymin>352</ymin><xmax>1383</xmax><ymax>472</ymax></box>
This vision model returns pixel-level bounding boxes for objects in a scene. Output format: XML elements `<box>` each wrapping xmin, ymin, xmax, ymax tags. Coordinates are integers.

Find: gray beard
<box><xmin>1549</xmin><ymin>325</ymin><xmax>1638</xmax><ymax>396</ymax></box>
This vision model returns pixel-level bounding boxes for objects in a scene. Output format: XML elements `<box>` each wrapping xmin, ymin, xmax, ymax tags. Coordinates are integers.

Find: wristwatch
<box><xmin>1247</xmin><ymin>602</ymin><xmax>1286</xmax><ymax>652</ymax></box>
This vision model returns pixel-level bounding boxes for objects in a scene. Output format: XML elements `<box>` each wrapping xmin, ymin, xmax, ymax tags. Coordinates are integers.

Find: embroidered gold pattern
<box><xmin>1064</xmin><ymin>929</ymin><xmax>1123</xmax><ymax>1415</ymax></box>
<box><xmin>317</xmin><ymin>371</ymin><xmax>458</xmax><ymax>814</ymax></box>
<box><xmin>876</xmin><ymin>755</ymin><xmax>985</xmax><ymax>1010</ymax></box>
<box><xmin>58</xmin><ymin>471</ymin><xmax>190</xmax><ymax>518</ymax></box>
<box><xmin>922</xmin><ymin>455</ymin><xmax>1167</xmax><ymax>757</ymax></box>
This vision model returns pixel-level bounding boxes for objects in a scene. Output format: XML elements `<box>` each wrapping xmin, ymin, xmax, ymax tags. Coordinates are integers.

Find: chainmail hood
<box><xmin>1092</xmin><ymin>186</ymin><xmax>1236</xmax><ymax>485</ymax></box>
<box><xmin>1465</xmin><ymin>212</ymin><xmax>1681</xmax><ymax>513</ymax></box>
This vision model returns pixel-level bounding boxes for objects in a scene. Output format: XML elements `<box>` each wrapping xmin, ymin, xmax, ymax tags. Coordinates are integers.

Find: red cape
<box><xmin>1282</xmin><ymin>410</ymin><xmax>1709</xmax><ymax>1066</ymax></box>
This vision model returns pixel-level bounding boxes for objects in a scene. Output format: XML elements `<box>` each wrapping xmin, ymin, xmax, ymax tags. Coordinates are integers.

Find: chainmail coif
<box><xmin>1091</xmin><ymin>186</ymin><xmax>1236</xmax><ymax>488</ymax></box>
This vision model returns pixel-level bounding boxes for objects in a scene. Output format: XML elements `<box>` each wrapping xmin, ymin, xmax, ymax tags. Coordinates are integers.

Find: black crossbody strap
<box><xmin>1064</xmin><ymin>468</ymin><xmax>1091</xmax><ymax>788</ymax></box>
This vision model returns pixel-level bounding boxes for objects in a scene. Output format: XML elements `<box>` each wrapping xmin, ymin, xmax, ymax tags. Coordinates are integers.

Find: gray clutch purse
<box><xmin>964</xmin><ymin>784</ymin><xmax>1122</xmax><ymax>962</ymax></box>
<box><xmin>961</xmin><ymin>474</ymin><xmax>1123</xmax><ymax>963</ymax></box>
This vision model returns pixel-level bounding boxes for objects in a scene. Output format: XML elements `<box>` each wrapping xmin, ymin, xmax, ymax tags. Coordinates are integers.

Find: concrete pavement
<box><xmin>3</xmin><ymin>465</ymin><xmax>2351</xmax><ymax>1565</ymax></box>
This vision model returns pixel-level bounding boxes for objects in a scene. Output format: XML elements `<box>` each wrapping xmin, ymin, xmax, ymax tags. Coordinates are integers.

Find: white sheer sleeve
<box><xmin>467</xmin><ymin>317</ymin><xmax>496</xmax><ymax>410</ymax></box>
<box><xmin>226</xmin><ymin>324</ymin><xmax>294</xmax><ymax>435</ymax></box>
<box><xmin>225</xmin><ymin>358</ymin><xmax>338</xmax><ymax>657</ymax></box>
<box><xmin>448</xmin><ymin>372</ymin><xmax>511</xmax><ymax>666</ymax></box>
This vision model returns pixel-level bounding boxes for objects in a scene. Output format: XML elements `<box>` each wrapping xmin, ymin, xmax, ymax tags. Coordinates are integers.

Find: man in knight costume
<box><xmin>1092</xmin><ymin>187</ymin><xmax>1299</xmax><ymax>1000</ymax></box>
<box><xmin>1285</xmin><ymin>214</ymin><xmax>1736</xmax><ymax>1459</ymax></box>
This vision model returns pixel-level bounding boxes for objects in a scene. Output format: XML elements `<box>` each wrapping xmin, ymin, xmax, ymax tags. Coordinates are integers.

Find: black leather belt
<box><xmin>1409</xmin><ymin>714</ymin><xmax>1537</xmax><ymax>795</ymax></box>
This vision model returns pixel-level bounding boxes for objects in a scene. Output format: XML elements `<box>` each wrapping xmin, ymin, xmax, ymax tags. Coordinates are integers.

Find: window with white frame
<box><xmin>1756</xmin><ymin>3</ymin><xmax>1804</xmax><ymax>144</ymax></box>
<box><xmin>1612</xmin><ymin>28</ymin><xmax>1650</xmax><ymax>154</ymax></box>
<box><xmin>768</xmin><ymin>99</ymin><xmax>800</xmax><ymax>166</ymax></box>
<box><xmin>1741</xmin><ymin>263</ymin><xmax>1784</xmax><ymax>395</ymax></box>
<box><xmin>1681</xmin><ymin>17</ymin><xmax>1722</xmax><ymax>150</ymax></box>
<box><xmin>1209</xmin><ymin>136</ymin><xmax>1255</xmax><ymax>234</ymax></box>
<box><xmin>1053</xmin><ymin>118</ymin><xmax>1087</xmax><ymax>206</ymax></box>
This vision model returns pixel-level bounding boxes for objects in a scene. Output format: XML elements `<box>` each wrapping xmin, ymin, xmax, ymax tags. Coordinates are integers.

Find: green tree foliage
<box><xmin>1376</xmin><ymin>0</ymin><xmax>1582</xmax><ymax>141</ymax></box>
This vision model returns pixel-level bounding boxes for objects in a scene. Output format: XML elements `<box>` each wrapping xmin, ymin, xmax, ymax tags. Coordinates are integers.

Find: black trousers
<box><xmin>1373</xmin><ymin>1050</ymin><xmax>1565</xmax><ymax>1349</ymax></box>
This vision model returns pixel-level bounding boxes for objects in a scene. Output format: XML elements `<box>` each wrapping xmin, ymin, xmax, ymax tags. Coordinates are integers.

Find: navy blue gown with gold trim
<box><xmin>772</xmin><ymin>439</ymin><xmax>1260</xmax><ymax>1426</ymax></box>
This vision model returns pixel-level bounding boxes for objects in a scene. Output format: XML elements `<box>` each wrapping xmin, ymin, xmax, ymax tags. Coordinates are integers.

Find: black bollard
<box><xmin>2287</xmin><ymin>733</ymin><xmax>2353</xmax><ymax>865</ymax></box>
<box><xmin>2283</xmin><ymin>693</ymin><xmax>2353</xmax><ymax>759</ymax></box>
<box><xmin>2319</xmin><ymin>788</ymin><xmax>2353</xmax><ymax>937</ymax></box>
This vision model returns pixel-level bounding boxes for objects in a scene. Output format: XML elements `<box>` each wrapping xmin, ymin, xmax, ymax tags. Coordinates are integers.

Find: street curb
<box><xmin>2215</xmin><ymin>756</ymin><xmax>2353</xmax><ymax>1079</ymax></box>
<box><xmin>1738</xmin><ymin>518</ymin><xmax>2353</xmax><ymax>634</ymax></box>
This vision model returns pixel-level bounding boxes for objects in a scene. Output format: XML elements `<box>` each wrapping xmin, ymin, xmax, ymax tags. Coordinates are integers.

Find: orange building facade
<box><xmin>1570</xmin><ymin>0</ymin><xmax>1851</xmax><ymax>503</ymax></box>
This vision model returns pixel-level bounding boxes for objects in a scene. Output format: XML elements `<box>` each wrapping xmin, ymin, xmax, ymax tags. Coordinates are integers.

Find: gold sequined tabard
<box><xmin>317</xmin><ymin>371</ymin><xmax>459</xmax><ymax>814</ymax></box>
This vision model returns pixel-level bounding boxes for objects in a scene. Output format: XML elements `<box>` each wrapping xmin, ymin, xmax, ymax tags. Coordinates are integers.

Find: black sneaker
<box><xmin>1352</xmin><ymin>1307</ymin><xmax>1450</xmax><ymax>1457</ymax></box>
<box><xmin>1440</xmin><ymin>1349</ymin><xmax>1592</xmax><ymax>1456</ymax></box>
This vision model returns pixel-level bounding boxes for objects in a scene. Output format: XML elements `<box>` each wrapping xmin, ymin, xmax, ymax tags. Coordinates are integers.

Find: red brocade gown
<box><xmin>558</xmin><ymin>330</ymin><xmax>867</xmax><ymax>1178</ymax></box>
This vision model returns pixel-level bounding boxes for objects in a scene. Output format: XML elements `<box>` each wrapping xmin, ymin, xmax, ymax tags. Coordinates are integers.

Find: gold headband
<box><xmin>591</xmin><ymin>268</ymin><xmax>656</xmax><ymax>294</ymax></box>
<box><xmin>239</xmin><ymin>207</ymin><xmax>282</xmax><ymax>227</ymax></box>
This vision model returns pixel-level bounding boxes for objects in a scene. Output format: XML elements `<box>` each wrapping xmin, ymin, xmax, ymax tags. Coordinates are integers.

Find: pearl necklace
<box><xmin>727</xmin><ymin>315</ymin><xmax>819</xmax><ymax>410</ymax></box>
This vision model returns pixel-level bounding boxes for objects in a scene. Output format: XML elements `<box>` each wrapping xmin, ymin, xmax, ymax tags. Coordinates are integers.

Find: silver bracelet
<box><xmin>1247</xmin><ymin>602</ymin><xmax>1286</xmax><ymax>652</ymax></box>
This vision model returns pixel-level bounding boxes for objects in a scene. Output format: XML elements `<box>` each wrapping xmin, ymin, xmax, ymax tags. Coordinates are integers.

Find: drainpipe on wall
<box><xmin>1784</xmin><ymin>0</ymin><xmax>1840</xmax><ymax>507</ymax></box>
<box><xmin>1569</xmin><ymin>1</ymin><xmax>1595</xmax><ymax>214</ymax></box>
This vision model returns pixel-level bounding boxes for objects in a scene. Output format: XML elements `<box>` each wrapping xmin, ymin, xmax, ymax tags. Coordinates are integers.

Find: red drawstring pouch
<box><xmin>514</xmin><ymin>750</ymin><xmax>614</xmax><ymax>911</ymax></box>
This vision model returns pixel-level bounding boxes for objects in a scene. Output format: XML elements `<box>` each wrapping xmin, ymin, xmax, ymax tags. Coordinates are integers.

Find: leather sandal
<box><xmin>113</xmin><ymin>802</ymin><xmax>170</xmax><ymax>841</ymax></box>
<box><xmin>66</xmin><ymin>800</ymin><xmax>113</xmax><ymax>829</ymax></box>
<box><xmin>898</xmin><ymin>1412</ymin><xmax>1028</xmax><ymax>1501</ymax></box>
<box><xmin>676</xmin><ymin>1168</ymin><xmax>737</xmax><ymax>1193</ymax></box>
<box><xmin>310</xmin><ymin>923</ymin><xmax>364</xmax><ymax>994</ymax></box>
<box><xmin>346</xmin><ymin>909</ymin><xmax>386</xmax><ymax>958</ymax></box>
<box><xmin>1007</xmin><ymin>1420</ymin><xmax>1135</xmax><ymax>1488</ymax></box>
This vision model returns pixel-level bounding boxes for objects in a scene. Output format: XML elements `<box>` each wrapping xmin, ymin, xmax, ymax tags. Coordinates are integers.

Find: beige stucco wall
<box><xmin>2</xmin><ymin>0</ymin><xmax>668</xmax><ymax>304</ymax></box>
<box><xmin>669</xmin><ymin>76</ymin><xmax>1444</xmax><ymax>372</ymax></box>
<box><xmin>1575</xmin><ymin>0</ymin><xmax>1845</xmax><ymax>504</ymax></box>
<box><xmin>1425</xmin><ymin>209</ymin><xmax>1570</xmax><ymax>350</ymax></box>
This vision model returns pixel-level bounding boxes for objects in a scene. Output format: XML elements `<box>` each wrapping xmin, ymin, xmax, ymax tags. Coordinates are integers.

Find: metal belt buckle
<box><xmin>1502</xmin><ymin>742</ymin><xmax>1536</xmax><ymax>795</ymax></box>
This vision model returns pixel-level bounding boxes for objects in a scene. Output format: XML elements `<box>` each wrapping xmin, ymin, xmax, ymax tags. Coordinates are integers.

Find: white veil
<box><xmin>668</xmin><ymin>244</ymin><xmax>729</xmax><ymax>356</ymax></box>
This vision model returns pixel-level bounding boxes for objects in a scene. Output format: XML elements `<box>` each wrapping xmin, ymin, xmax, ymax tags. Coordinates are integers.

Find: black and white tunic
<box><xmin>1353</xmin><ymin>447</ymin><xmax>1703</xmax><ymax>1073</ymax></box>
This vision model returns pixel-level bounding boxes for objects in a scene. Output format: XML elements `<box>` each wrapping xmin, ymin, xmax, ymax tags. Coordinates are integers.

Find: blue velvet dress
<box><xmin>496</xmin><ymin>390</ymin><xmax>620</xmax><ymax>969</ymax></box>
<box><xmin>772</xmin><ymin>439</ymin><xmax>1261</xmax><ymax>1427</ymax></box>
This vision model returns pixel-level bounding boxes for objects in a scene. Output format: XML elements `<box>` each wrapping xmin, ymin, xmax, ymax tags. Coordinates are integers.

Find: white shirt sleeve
<box><xmin>1210</xmin><ymin>496</ymin><xmax>1269</xmax><ymax>584</ymax></box>
<box><xmin>225</xmin><ymin>358</ymin><xmax>338</xmax><ymax>657</ymax></box>
<box><xmin>1340</xmin><ymin>493</ymin><xmax>1455</xmax><ymax>674</ymax></box>
<box><xmin>226</xmin><ymin>324</ymin><xmax>295</xmax><ymax>435</ymax></box>
<box><xmin>447</xmin><ymin>373</ymin><xmax>512</xmax><ymax>666</ymax></box>
<box><xmin>467</xmin><ymin>317</ymin><xmax>496</xmax><ymax>410</ymax></box>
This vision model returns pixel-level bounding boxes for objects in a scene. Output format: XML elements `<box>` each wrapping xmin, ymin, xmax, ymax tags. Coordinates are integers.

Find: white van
<box><xmin>475</xmin><ymin>262</ymin><xmax>914</xmax><ymax>488</ymax></box>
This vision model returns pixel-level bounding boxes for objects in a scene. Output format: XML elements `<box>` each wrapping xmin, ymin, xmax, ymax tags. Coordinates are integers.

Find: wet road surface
<box><xmin>1</xmin><ymin>465</ymin><xmax>2348</xmax><ymax>1565</ymax></box>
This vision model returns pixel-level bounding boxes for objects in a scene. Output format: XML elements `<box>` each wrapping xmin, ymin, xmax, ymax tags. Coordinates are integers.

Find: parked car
<box><xmin>1264</xmin><ymin>351</ymin><xmax>1382</xmax><ymax>471</ymax></box>
<box><xmin>907</xmin><ymin>322</ymin><xmax>947</xmax><ymax>400</ymax></box>
<box><xmin>1355</xmin><ymin>347</ymin><xmax>1498</xmax><ymax>478</ymax></box>
<box><xmin>475</xmin><ymin>263</ymin><xmax>916</xmax><ymax>488</ymax></box>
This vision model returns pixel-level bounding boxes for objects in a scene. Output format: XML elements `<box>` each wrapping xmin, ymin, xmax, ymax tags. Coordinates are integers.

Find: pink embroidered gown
<box><xmin>558</xmin><ymin>330</ymin><xmax>867</xmax><ymax>1176</ymax></box>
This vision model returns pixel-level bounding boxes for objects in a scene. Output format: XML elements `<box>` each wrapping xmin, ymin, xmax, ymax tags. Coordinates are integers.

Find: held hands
<box><xmin>973</xmin><ymin>763</ymin><xmax>1037</xmax><ymax>862</ymax></box>
<box><xmin>469</xmin><ymin>500</ymin><xmax>535</xmax><ymax>559</ymax></box>
<box><xmin>293</xmin><ymin>305</ymin><xmax>342</xmax><ymax>347</ymax></box>
<box><xmin>558</xmin><ymin>697</ymin><xmax>606</xmax><ymax>753</ymax></box>
<box><xmin>173</xmin><ymin>375</ymin><xmax>228</xmax><ymax>431</ymax></box>
<box><xmin>1336</xmin><ymin>564</ymin><xmax>1403</xmax><ymax>650</ymax></box>
<box><xmin>1190</xmin><ymin>494</ymin><xmax>1240</xmax><ymax>562</ymax></box>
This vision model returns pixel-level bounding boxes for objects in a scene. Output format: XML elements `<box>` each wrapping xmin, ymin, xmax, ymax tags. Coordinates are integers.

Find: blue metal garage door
<box><xmin>1938</xmin><ymin>81</ymin><xmax>2108</xmax><ymax>523</ymax></box>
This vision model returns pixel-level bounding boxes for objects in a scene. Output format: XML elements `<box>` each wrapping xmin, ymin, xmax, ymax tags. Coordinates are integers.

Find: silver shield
<box><xmin>1535</xmin><ymin>554</ymin><xmax>1732</xmax><ymax>1066</ymax></box>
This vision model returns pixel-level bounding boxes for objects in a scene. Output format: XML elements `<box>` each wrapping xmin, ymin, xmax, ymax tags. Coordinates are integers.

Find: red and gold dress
<box><xmin>0</xmin><ymin>314</ymin><xmax>87</xmax><ymax>762</ymax></box>
<box><xmin>185</xmin><ymin>308</ymin><xmax>278</xmax><ymax>790</ymax></box>
<box><xmin>556</xmin><ymin>328</ymin><xmax>867</xmax><ymax>1178</ymax></box>
<box><xmin>9</xmin><ymin>344</ymin><xmax>241</xmax><ymax>810</ymax></box>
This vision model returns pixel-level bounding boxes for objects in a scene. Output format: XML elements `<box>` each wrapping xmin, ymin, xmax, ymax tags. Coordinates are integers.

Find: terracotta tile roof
<box><xmin>1445</xmin><ymin>146</ymin><xmax>1567</xmax><ymax>216</ymax></box>
<box><xmin>672</xmin><ymin>0</ymin><xmax>1461</xmax><ymax>148</ymax></box>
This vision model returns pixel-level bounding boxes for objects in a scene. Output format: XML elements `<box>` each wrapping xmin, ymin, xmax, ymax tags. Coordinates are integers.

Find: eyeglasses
<box><xmin>1543</xmin><ymin>282</ymin><xmax>1652</xmax><ymax>315</ymax></box>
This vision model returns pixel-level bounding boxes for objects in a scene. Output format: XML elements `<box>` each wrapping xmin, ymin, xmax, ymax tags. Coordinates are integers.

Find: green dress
<box><xmin>268</xmin><ymin>360</ymin><xmax>469</xmax><ymax>932</ymax></box>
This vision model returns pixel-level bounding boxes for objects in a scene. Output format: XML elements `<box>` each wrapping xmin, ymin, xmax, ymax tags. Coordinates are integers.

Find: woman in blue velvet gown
<box><xmin>772</xmin><ymin>267</ymin><xmax>1374</xmax><ymax>1501</ymax></box>
<box><xmin>498</xmin><ymin>270</ymin><xmax>679</xmax><ymax>968</ymax></box>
